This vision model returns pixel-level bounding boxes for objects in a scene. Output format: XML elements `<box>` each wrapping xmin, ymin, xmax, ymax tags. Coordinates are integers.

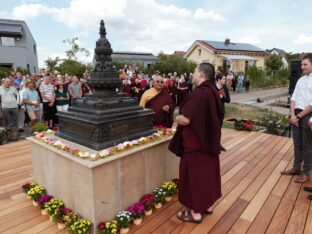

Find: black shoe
<box><xmin>18</xmin><ymin>129</ymin><xmax>24</xmax><ymax>132</ymax></box>
<box><xmin>304</xmin><ymin>187</ymin><xmax>312</xmax><ymax>192</ymax></box>
<box><xmin>308</xmin><ymin>195</ymin><xmax>312</xmax><ymax>200</ymax></box>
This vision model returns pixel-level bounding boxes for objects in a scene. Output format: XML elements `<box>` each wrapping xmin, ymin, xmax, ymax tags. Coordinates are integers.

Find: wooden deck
<box><xmin>0</xmin><ymin>129</ymin><xmax>311</xmax><ymax>234</ymax></box>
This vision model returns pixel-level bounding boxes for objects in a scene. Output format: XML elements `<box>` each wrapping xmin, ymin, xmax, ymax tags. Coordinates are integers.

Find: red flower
<box><xmin>97</xmin><ymin>222</ymin><xmax>106</xmax><ymax>230</ymax></box>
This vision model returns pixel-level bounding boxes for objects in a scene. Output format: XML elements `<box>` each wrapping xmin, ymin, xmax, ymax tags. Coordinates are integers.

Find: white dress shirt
<box><xmin>291</xmin><ymin>74</ymin><xmax>312</xmax><ymax>109</ymax></box>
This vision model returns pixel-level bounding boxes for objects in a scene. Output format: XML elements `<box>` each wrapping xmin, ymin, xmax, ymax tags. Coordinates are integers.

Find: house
<box><xmin>111</xmin><ymin>51</ymin><xmax>157</xmax><ymax>68</ymax></box>
<box><xmin>0</xmin><ymin>19</ymin><xmax>38</xmax><ymax>73</ymax></box>
<box><xmin>184</xmin><ymin>38</ymin><xmax>268</xmax><ymax>74</ymax></box>
<box><xmin>173</xmin><ymin>51</ymin><xmax>185</xmax><ymax>57</ymax></box>
<box><xmin>266</xmin><ymin>48</ymin><xmax>289</xmax><ymax>68</ymax></box>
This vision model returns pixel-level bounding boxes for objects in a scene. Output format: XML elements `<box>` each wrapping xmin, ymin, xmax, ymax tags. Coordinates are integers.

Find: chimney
<box><xmin>224</xmin><ymin>38</ymin><xmax>230</xmax><ymax>45</ymax></box>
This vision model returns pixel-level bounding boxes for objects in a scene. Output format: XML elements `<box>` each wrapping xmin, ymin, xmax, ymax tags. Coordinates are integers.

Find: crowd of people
<box><xmin>0</xmin><ymin>69</ymin><xmax>92</xmax><ymax>139</ymax></box>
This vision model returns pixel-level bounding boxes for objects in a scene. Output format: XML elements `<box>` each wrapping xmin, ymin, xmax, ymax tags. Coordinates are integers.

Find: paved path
<box><xmin>230</xmin><ymin>87</ymin><xmax>288</xmax><ymax>103</ymax></box>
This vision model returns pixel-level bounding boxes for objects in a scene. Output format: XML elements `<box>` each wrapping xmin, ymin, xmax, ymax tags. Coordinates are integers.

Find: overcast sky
<box><xmin>1</xmin><ymin>0</ymin><xmax>312</xmax><ymax>67</ymax></box>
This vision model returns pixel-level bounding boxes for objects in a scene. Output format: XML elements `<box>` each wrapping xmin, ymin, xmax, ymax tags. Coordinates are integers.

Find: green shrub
<box><xmin>32</xmin><ymin>123</ymin><xmax>47</xmax><ymax>133</ymax></box>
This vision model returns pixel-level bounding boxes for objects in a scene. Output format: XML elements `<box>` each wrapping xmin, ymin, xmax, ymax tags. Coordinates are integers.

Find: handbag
<box><xmin>168</xmin><ymin>125</ymin><xmax>184</xmax><ymax>157</ymax></box>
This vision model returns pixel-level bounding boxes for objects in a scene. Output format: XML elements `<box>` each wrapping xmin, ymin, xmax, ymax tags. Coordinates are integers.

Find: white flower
<box><xmin>122</xmin><ymin>141</ymin><xmax>132</xmax><ymax>147</ymax></box>
<box><xmin>131</xmin><ymin>140</ymin><xmax>139</xmax><ymax>145</ymax></box>
<box><xmin>153</xmin><ymin>133</ymin><xmax>161</xmax><ymax>137</ymax></box>
<box><xmin>116</xmin><ymin>144</ymin><xmax>125</xmax><ymax>150</ymax></box>
<box><xmin>138</xmin><ymin>137</ymin><xmax>147</xmax><ymax>142</ymax></box>
<box><xmin>99</xmin><ymin>149</ymin><xmax>110</xmax><ymax>157</ymax></box>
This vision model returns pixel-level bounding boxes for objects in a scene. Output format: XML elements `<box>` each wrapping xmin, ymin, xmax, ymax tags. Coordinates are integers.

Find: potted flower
<box><xmin>116</xmin><ymin>210</ymin><xmax>132</xmax><ymax>234</ymax></box>
<box><xmin>44</xmin><ymin>198</ymin><xmax>64</xmax><ymax>221</ymax></box>
<box><xmin>63</xmin><ymin>211</ymin><xmax>80</xmax><ymax>229</ymax></box>
<box><xmin>139</xmin><ymin>194</ymin><xmax>156</xmax><ymax>216</ymax></box>
<box><xmin>161</xmin><ymin>181</ymin><xmax>178</xmax><ymax>202</ymax></box>
<box><xmin>52</xmin><ymin>207</ymin><xmax>72</xmax><ymax>229</ymax></box>
<box><xmin>152</xmin><ymin>188</ymin><xmax>166</xmax><ymax>208</ymax></box>
<box><xmin>26</xmin><ymin>185</ymin><xmax>46</xmax><ymax>206</ymax></box>
<box><xmin>68</xmin><ymin>218</ymin><xmax>92</xmax><ymax>234</ymax></box>
<box><xmin>0</xmin><ymin>127</ymin><xmax>8</xmax><ymax>145</ymax></box>
<box><xmin>22</xmin><ymin>182</ymin><xmax>37</xmax><ymax>199</ymax></box>
<box><xmin>98</xmin><ymin>220</ymin><xmax>118</xmax><ymax>234</ymax></box>
<box><xmin>128</xmin><ymin>202</ymin><xmax>145</xmax><ymax>225</ymax></box>
<box><xmin>36</xmin><ymin>194</ymin><xmax>53</xmax><ymax>215</ymax></box>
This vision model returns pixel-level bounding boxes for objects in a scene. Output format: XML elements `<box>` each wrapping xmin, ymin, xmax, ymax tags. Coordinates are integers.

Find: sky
<box><xmin>1</xmin><ymin>0</ymin><xmax>312</xmax><ymax>67</ymax></box>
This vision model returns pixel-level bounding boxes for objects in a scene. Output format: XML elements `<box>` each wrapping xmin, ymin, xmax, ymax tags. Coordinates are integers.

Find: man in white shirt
<box><xmin>0</xmin><ymin>78</ymin><xmax>19</xmax><ymax>138</ymax></box>
<box><xmin>281</xmin><ymin>53</ymin><xmax>312</xmax><ymax>183</ymax></box>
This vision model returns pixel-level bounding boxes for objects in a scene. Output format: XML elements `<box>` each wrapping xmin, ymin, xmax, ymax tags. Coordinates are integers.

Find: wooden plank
<box><xmin>266</xmin><ymin>176</ymin><xmax>302</xmax><ymax>234</ymax></box>
<box><xmin>20</xmin><ymin>219</ymin><xmax>56</xmax><ymax>234</ymax></box>
<box><xmin>304</xmin><ymin>202</ymin><xmax>312</xmax><ymax>234</ymax></box>
<box><xmin>247</xmin><ymin>158</ymin><xmax>294</xmax><ymax>234</ymax></box>
<box><xmin>190</xmin><ymin>135</ymin><xmax>287</xmax><ymax>234</ymax></box>
<box><xmin>209</xmin><ymin>198</ymin><xmax>249</xmax><ymax>234</ymax></box>
<box><xmin>284</xmin><ymin>182</ymin><xmax>310</xmax><ymax>234</ymax></box>
<box><xmin>1</xmin><ymin>215</ymin><xmax>48</xmax><ymax>234</ymax></box>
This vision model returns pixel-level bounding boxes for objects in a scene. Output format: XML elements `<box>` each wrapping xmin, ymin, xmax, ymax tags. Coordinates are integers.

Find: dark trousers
<box><xmin>2</xmin><ymin>108</ymin><xmax>18</xmax><ymax>130</ymax></box>
<box><xmin>292</xmin><ymin>112</ymin><xmax>312</xmax><ymax>176</ymax></box>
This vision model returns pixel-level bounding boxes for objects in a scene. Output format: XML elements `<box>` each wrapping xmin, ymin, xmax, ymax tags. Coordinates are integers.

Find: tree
<box><xmin>44</xmin><ymin>57</ymin><xmax>61</xmax><ymax>72</ymax></box>
<box><xmin>63</xmin><ymin>37</ymin><xmax>90</xmax><ymax>60</ymax></box>
<box><xmin>57</xmin><ymin>59</ymin><xmax>88</xmax><ymax>77</ymax></box>
<box><xmin>265</xmin><ymin>54</ymin><xmax>283</xmax><ymax>72</ymax></box>
<box><xmin>147</xmin><ymin>53</ymin><xmax>197</xmax><ymax>75</ymax></box>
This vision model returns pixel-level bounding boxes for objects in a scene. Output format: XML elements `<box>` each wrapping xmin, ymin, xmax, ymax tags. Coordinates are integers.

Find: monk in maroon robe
<box><xmin>173</xmin><ymin>62</ymin><xmax>222</xmax><ymax>223</ymax></box>
<box><xmin>140</xmin><ymin>75</ymin><xmax>175</xmax><ymax>128</ymax></box>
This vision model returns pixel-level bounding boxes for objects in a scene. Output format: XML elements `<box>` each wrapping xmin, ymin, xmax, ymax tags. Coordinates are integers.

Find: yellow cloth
<box><xmin>139</xmin><ymin>88</ymin><xmax>160</xmax><ymax>108</ymax></box>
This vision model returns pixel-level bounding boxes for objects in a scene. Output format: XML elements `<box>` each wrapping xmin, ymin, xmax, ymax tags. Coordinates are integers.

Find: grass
<box><xmin>225</xmin><ymin>103</ymin><xmax>268</xmax><ymax>121</ymax></box>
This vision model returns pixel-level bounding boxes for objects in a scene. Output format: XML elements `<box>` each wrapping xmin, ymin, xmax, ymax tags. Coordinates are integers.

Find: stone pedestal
<box><xmin>28</xmin><ymin>136</ymin><xmax>179</xmax><ymax>233</ymax></box>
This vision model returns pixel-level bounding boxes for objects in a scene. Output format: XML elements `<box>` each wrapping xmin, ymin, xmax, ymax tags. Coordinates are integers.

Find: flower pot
<box><xmin>155</xmin><ymin>203</ymin><xmax>162</xmax><ymax>209</ymax></box>
<box><xmin>133</xmin><ymin>218</ymin><xmax>142</xmax><ymax>225</ymax></box>
<box><xmin>165</xmin><ymin>196</ymin><xmax>172</xmax><ymax>202</ymax></box>
<box><xmin>41</xmin><ymin>209</ymin><xmax>48</xmax><ymax>215</ymax></box>
<box><xmin>49</xmin><ymin>216</ymin><xmax>53</xmax><ymax>222</ymax></box>
<box><xmin>32</xmin><ymin>201</ymin><xmax>39</xmax><ymax>207</ymax></box>
<box><xmin>120</xmin><ymin>227</ymin><xmax>130</xmax><ymax>234</ymax></box>
<box><xmin>144</xmin><ymin>209</ymin><xmax>153</xmax><ymax>216</ymax></box>
<box><xmin>58</xmin><ymin>222</ymin><xmax>66</xmax><ymax>230</ymax></box>
<box><xmin>26</xmin><ymin>195</ymin><xmax>31</xmax><ymax>200</ymax></box>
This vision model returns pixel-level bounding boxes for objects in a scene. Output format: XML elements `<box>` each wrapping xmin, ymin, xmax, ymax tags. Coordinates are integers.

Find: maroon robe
<box><xmin>145</xmin><ymin>89</ymin><xmax>175</xmax><ymax>128</ymax></box>
<box><xmin>177</xmin><ymin>82</ymin><xmax>189</xmax><ymax>107</ymax></box>
<box><xmin>176</xmin><ymin>80</ymin><xmax>222</xmax><ymax>213</ymax></box>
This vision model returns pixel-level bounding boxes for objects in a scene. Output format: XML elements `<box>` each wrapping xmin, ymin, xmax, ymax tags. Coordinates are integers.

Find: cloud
<box><xmin>294</xmin><ymin>34</ymin><xmax>312</xmax><ymax>45</ymax></box>
<box><xmin>238</xmin><ymin>36</ymin><xmax>262</xmax><ymax>45</ymax></box>
<box><xmin>11</xmin><ymin>3</ymin><xmax>58</xmax><ymax>20</ymax></box>
<box><xmin>193</xmin><ymin>8</ymin><xmax>225</xmax><ymax>21</ymax></box>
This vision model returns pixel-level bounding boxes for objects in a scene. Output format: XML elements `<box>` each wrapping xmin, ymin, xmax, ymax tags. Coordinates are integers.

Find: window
<box><xmin>1</xmin><ymin>37</ymin><xmax>15</xmax><ymax>46</ymax></box>
<box><xmin>198</xmin><ymin>49</ymin><xmax>202</xmax><ymax>56</ymax></box>
<box><xmin>34</xmin><ymin>44</ymin><xmax>37</xmax><ymax>55</ymax></box>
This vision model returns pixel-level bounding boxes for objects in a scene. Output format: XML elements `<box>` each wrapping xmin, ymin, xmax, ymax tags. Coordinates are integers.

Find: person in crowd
<box><xmin>172</xmin><ymin>62</ymin><xmax>222</xmax><ymax>223</ymax></box>
<box><xmin>80</xmin><ymin>78</ymin><xmax>90</xmax><ymax>97</ymax></box>
<box><xmin>168</xmin><ymin>78</ymin><xmax>177</xmax><ymax>105</ymax></box>
<box><xmin>68</xmin><ymin>76</ymin><xmax>82</xmax><ymax>99</ymax></box>
<box><xmin>215</xmin><ymin>72</ymin><xmax>231</xmax><ymax>151</ymax></box>
<box><xmin>281</xmin><ymin>53</ymin><xmax>312</xmax><ymax>184</ymax></box>
<box><xmin>177</xmin><ymin>75</ymin><xmax>189</xmax><ymax>107</ymax></box>
<box><xmin>232</xmin><ymin>74</ymin><xmax>237</xmax><ymax>92</ymax></box>
<box><xmin>120</xmin><ymin>79</ymin><xmax>132</xmax><ymax>96</ymax></box>
<box><xmin>39</xmin><ymin>76</ymin><xmax>55</xmax><ymax>129</ymax></box>
<box><xmin>188</xmin><ymin>73</ymin><xmax>193</xmax><ymax>93</ymax></box>
<box><xmin>245</xmin><ymin>75</ymin><xmax>251</xmax><ymax>92</ymax></box>
<box><xmin>23</xmin><ymin>80</ymin><xmax>41</xmax><ymax>126</ymax></box>
<box><xmin>139</xmin><ymin>75</ymin><xmax>175</xmax><ymax>128</ymax></box>
<box><xmin>14</xmin><ymin>72</ymin><xmax>23</xmax><ymax>90</ymax></box>
<box><xmin>226</xmin><ymin>71</ymin><xmax>234</xmax><ymax>91</ymax></box>
<box><xmin>131</xmin><ymin>78</ymin><xmax>143</xmax><ymax>101</ymax></box>
<box><xmin>0</xmin><ymin>78</ymin><xmax>19</xmax><ymax>139</ymax></box>
<box><xmin>237</xmin><ymin>72</ymin><xmax>244</xmax><ymax>93</ymax></box>
<box><xmin>55</xmin><ymin>80</ymin><xmax>70</xmax><ymax>112</ymax></box>
<box><xmin>17</xmin><ymin>81</ymin><xmax>27</xmax><ymax>131</ymax></box>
